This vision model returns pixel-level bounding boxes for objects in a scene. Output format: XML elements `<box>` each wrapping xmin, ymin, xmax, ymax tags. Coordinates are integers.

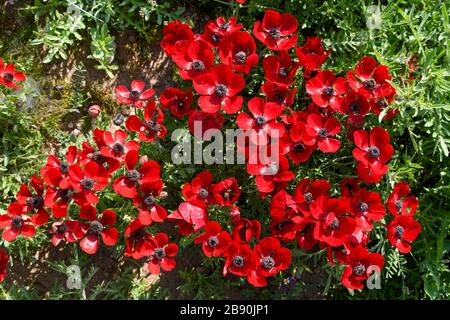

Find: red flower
<box><xmin>194</xmin><ymin>221</ymin><xmax>232</xmax><ymax>257</ymax></box>
<box><xmin>212</xmin><ymin>177</ymin><xmax>241</xmax><ymax>206</ymax></box>
<box><xmin>253</xmin><ymin>10</ymin><xmax>298</xmax><ymax>50</ymax></box>
<box><xmin>187</xmin><ymin>110</ymin><xmax>226</xmax><ymax>138</ymax></box>
<box><xmin>193</xmin><ymin>64</ymin><xmax>245</xmax><ymax>114</ymax></box>
<box><xmin>304</xmin><ymin>113</ymin><xmax>341</xmax><ymax>153</ymax></box>
<box><xmin>262</xmin><ymin>51</ymin><xmax>300</xmax><ymax>86</ymax></box>
<box><xmin>50</xmin><ymin>219</ymin><xmax>80</xmax><ymax>246</ymax></box>
<box><xmin>294</xmin><ymin>178</ymin><xmax>331</xmax><ymax>211</ymax></box>
<box><xmin>219</xmin><ymin>31</ymin><xmax>258</xmax><ymax>74</ymax></box>
<box><xmin>124</xmin><ymin>219</ymin><xmax>154</xmax><ymax>259</ymax></box>
<box><xmin>261</xmin><ymin>81</ymin><xmax>296</xmax><ymax>106</ymax></box>
<box><xmin>77</xmin><ymin>206</ymin><xmax>119</xmax><ymax>254</ymax></box>
<box><xmin>340</xmin><ymin>90</ymin><xmax>370</xmax><ymax>119</ymax></box>
<box><xmin>285</xmin><ymin>121</ymin><xmax>314</xmax><ymax>164</ymax></box>
<box><xmin>340</xmin><ymin>177</ymin><xmax>361</xmax><ymax>199</ymax></box>
<box><xmin>40</xmin><ymin>146</ymin><xmax>77</xmax><ymax>187</ymax></box>
<box><xmin>160</xmin><ymin>87</ymin><xmax>193</xmax><ymax>119</ymax></box>
<box><xmin>141</xmin><ymin>233</ymin><xmax>178</xmax><ymax>274</ymax></box>
<box><xmin>350</xmin><ymin>189</ymin><xmax>385</xmax><ymax>231</ymax></box>
<box><xmin>115</xmin><ymin>80</ymin><xmax>155</xmax><ymax>108</ymax></box>
<box><xmin>182</xmin><ymin>171</ymin><xmax>215</xmax><ymax>207</ymax></box>
<box><xmin>113</xmin><ymin>150</ymin><xmax>161</xmax><ymax>199</ymax></box>
<box><xmin>168</xmin><ymin>202</ymin><xmax>208</xmax><ymax>235</ymax></box>
<box><xmin>100</xmin><ymin>129</ymin><xmax>141</xmax><ymax>161</ymax></box>
<box><xmin>387</xmin><ymin>215</ymin><xmax>421</xmax><ymax>253</ymax></box>
<box><xmin>66</xmin><ymin>161</ymin><xmax>109</xmax><ymax>205</ymax></box>
<box><xmin>356</xmin><ymin>161</ymin><xmax>387</xmax><ymax>184</ymax></box>
<box><xmin>247</xmin><ymin>237</ymin><xmax>292</xmax><ymax>287</ymax></box>
<box><xmin>133</xmin><ymin>179</ymin><xmax>167</xmax><ymax>225</ymax></box>
<box><xmin>16</xmin><ymin>175</ymin><xmax>49</xmax><ymax>226</ymax></box>
<box><xmin>232</xmin><ymin>218</ymin><xmax>261</xmax><ymax>242</ymax></box>
<box><xmin>223</xmin><ymin>242</ymin><xmax>256</xmax><ymax>277</ymax></box>
<box><xmin>387</xmin><ymin>182</ymin><xmax>419</xmax><ymax>216</ymax></box>
<box><xmin>352</xmin><ymin>126</ymin><xmax>394</xmax><ymax>169</ymax></box>
<box><xmin>296</xmin><ymin>37</ymin><xmax>331</xmax><ymax>69</ymax></box>
<box><xmin>44</xmin><ymin>185</ymin><xmax>75</xmax><ymax>218</ymax></box>
<box><xmin>207</xmin><ymin>16</ymin><xmax>243</xmax><ymax>37</ymax></box>
<box><xmin>0</xmin><ymin>58</ymin><xmax>26</xmax><ymax>89</ymax></box>
<box><xmin>126</xmin><ymin>100</ymin><xmax>167</xmax><ymax>142</ymax></box>
<box><xmin>236</xmin><ymin>97</ymin><xmax>285</xmax><ymax>145</ymax></box>
<box><xmin>0</xmin><ymin>248</ymin><xmax>8</xmax><ymax>283</ymax></box>
<box><xmin>341</xmin><ymin>246</ymin><xmax>384</xmax><ymax>290</ymax></box>
<box><xmin>171</xmin><ymin>40</ymin><xmax>215</xmax><ymax>80</ymax></box>
<box><xmin>160</xmin><ymin>20</ymin><xmax>195</xmax><ymax>56</ymax></box>
<box><xmin>306</xmin><ymin>70</ymin><xmax>349</xmax><ymax>110</ymax></box>
<box><xmin>0</xmin><ymin>202</ymin><xmax>36</xmax><ymax>242</ymax></box>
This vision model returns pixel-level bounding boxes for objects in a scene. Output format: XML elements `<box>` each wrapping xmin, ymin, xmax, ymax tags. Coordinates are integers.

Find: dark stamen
<box><xmin>232</xmin><ymin>255</ymin><xmax>245</xmax><ymax>267</ymax></box>
<box><xmin>60</xmin><ymin>163</ymin><xmax>69</xmax><ymax>175</ymax></box>
<box><xmin>211</xmin><ymin>33</ymin><xmax>221</xmax><ymax>43</ymax></box>
<box><xmin>11</xmin><ymin>216</ymin><xmax>23</xmax><ymax>229</ymax></box>
<box><xmin>146</xmin><ymin>120</ymin><xmax>162</xmax><ymax>133</ymax></box>
<box><xmin>130</xmin><ymin>90</ymin><xmax>141</xmax><ymax>99</ymax></box>
<box><xmin>323</xmin><ymin>87</ymin><xmax>334</xmax><ymax>96</ymax></box>
<box><xmin>261</xmin><ymin>256</ymin><xmax>275</xmax><ymax>270</ymax></box>
<box><xmin>28</xmin><ymin>195</ymin><xmax>44</xmax><ymax>209</ymax></box>
<box><xmin>207</xmin><ymin>236</ymin><xmax>219</xmax><ymax>248</ymax></box>
<box><xmin>89</xmin><ymin>220</ymin><xmax>104</xmax><ymax>234</ymax></box>
<box><xmin>395</xmin><ymin>225</ymin><xmax>404</xmax><ymax>238</ymax></box>
<box><xmin>304</xmin><ymin>192</ymin><xmax>313</xmax><ymax>203</ymax></box>
<box><xmin>363</xmin><ymin>79</ymin><xmax>377</xmax><ymax>90</ymax></box>
<box><xmin>57</xmin><ymin>188</ymin><xmax>73</xmax><ymax>201</ymax></box>
<box><xmin>278</xmin><ymin>67</ymin><xmax>288</xmax><ymax>77</ymax></box>
<box><xmin>80</xmin><ymin>178</ymin><xmax>94</xmax><ymax>190</ymax></box>
<box><xmin>368</xmin><ymin>146</ymin><xmax>380</xmax><ymax>158</ymax></box>
<box><xmin>198</xmin><ymin>188</ymin><xmax>209</xmax><ymax>199</ymax></box>
<box><xmin>215</xmin><ymin>84</ymin><xmax>228</xmax><ymax>97</ymax></box>
<box><xmin>57</xmin><ymin>224</ymin><xmax>68</xmax><ymax>234</ymax></box>
<box><xmin>353</xmin><ymin>263</ymin><xmax>366</xmax><ymax>276</ymax></box>
<box><xmin>349</xmin><ymin>102</ymin><xmax>360</xmax><ymax>112</ymax></box>
<box><xmin>3</xmin><ymin>73</ymin><xmax>13</xmax><ymax>82</ymax></box>
<box><xmin>126</xmin><ymin>170</ymin><xmax>141</xmax><ymax>183</ymax></box>
<box><xmin>329</xmin><ymin>218</ymin><xmax>340</xmax><ymax>229</ymax></box>
<box><xmin>255</xmin><ymin>116</ymin><xmax>266</xmax><ymax>125</ymax></box>
<box><xmin>358</xmin><ymin>202</ymin><xmax>369</xmax><ymax>212</ymax></box>
<box><xmin>143</xmin><ymin>195</ymin><xmax>155</xmax><ymax>207</ymax></box>
<box><xmin>293</xmin><ymin>142</ymin><xmax>305</xmax><ymax>153</ymax></box>
<box><xmin>112</xmin><ymin>143</ymin><xmax>124</xmax><ymax>156</ymax></box>
<box><xmin>191</xmin><ymin>60</ymin><xmax>205</xmax><ymax>72</ymax></box>
<box><xmin>154</xmin><ymin>247</ymin><xmax>165</xmax><ymax>260</ymax></box>
<box><xmin>268</xmin><ymin>28</ymin><xmax>281</xmax><ymax>39</ymax></box>
<box><xmin>395</xmin><ymin>200</ymin><xmax>403</xmax><ymax>212</ymax></box>
<box><xmin>221</xmin><ymin>22</ymin><xmax>230</xmax><ymax>29</ymax></box>
<box><xmin>318</xmin><ymin>128</ymin><xmax>328</xmax><ymax>138</ymax></box>
<box><xmin>234</xmin><ymin>51</ymin><xmax>247</xmax><ymax>64</ymax></box>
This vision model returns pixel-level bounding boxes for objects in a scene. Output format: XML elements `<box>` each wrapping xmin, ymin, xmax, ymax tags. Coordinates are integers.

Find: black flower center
<box><xmin>304</xmin><ymin>192</ymin><xmax>314</xmax><ymax>203</ymax></box>
<box><xmin>176</xmin><ymin>101</ymin><xmax>184</xmax><ymax>109</ymax></box>
<box><xmin>377</xmin><ymin>99</ymin><xmax>388</xmax><ymax>109</ymax></box>
<box><xmin>114</xmin><ymin>113</ymin><xmax>125</xmax><ymax>126</ymax></box>
<box><xmin>278</xmin><ymin>67</ymin><xmax>288</xmax><ymax>77</ymax></box>
<box><xmin>276</xmin><ymin>221</ymin><xmax>290</xmax><ymax>231</ymax></box>
<box><xmin>90</xmin><ymin>151</ymin><xmax>105</xmax><ymax>164</ymax></box>
<box><xmin>112</xmin><ymin>142</ymin><xmax>124</xmax><ymax>156</ymax></box>
<box><xmin>350</xmin><ymin>102</ymin><xmax>360</xmax><ymax>112</ymax></box>
<box><xmin>132</xmin><ymin>229</ymin><xmax>146</xmax><ymax>240</ymax></box>
<box><xmin>323</xmin><ymin>87</ymin><xmax>334</xmax><ymax>96</ymax></box>
<box><xmin>293</xmin><ymin>142</ymin><xmax>305</xmax><ymax>153</ymax></box>
<box><xmin>318</xmin><ymin>128</ymin><xmax>328</xmax><ymax>138</ymax></box>
<box><xmin>11</xmin><ymin>216</ymin><xmax>23</xmax><ymax>229</ymax></box>
<box><xmin>154</xmin><ymin>247</ymin><xmax>165</xmax><ymax>260</ymax></box>
<box><xmin>221</xmin><ymin>22</ymin><xmax>230</xmax><ymax>29</ymax></box>
<box><xmin>146</xmin><ymin>120</ymin><xmax>162</xmax><ymax>133</ymax></box>
<box><xmin>57</xmin><ymin>224</ymin><xmax>68</xmax><ymax>234</ymax></box>
<box><xmin>395</xmin><ymin>200</ymin><xmax>403</xmax><ymax>212</ymax></box>
<box><xmin>81</xmin><ymin>178</ymin><xmax>94</xmax><ymax>190</ymax></box>
<box><xmin>191</xmin><ymin>60</ymin><xmax>205</xmax><ymax>72</ymax></box>
<box><xmin>198</xmin><ymin>188</ymin><xmax>209</xmax><ymax>199</ymax></box>
<box><xmin>207</xmin><ymin>236</ymin><xmax>219</xmax><ymax>248</ymax></box>
<box><xmin>232</xmin><ymin>255</ymin><xmax>245</xmax><ymax>267</ymax></box>
<box><xmin>358</xmin><ymin>202</ymin><xmax>369</xmax><ymax>212</ymax></box>
<box><xmin>363</xmin><ymin>79</ymin><xmax>377</xmax><ymax>90</ymax></box>
<box><xmin>28</xmin><ymin>195</ymin><xmax>44</xmax><ymax>209</ymax></box>
<box><xmin>143</xmin><ymin>195</ymin><xmax>155</xmax><ymax>207</ymax></box>
<box><xmin>268</xmin><ymin>28</ymin><xmax>281</xmax><ymax>39</ymax></box>
<box><xmin>353</xmin><ymin>263</ymin><xmax>366</xmax><ymax>276</ymax></box>
<box><xmin>130</xmin><ymin>90</ymin><xmax>141</xmax><ymax>99</ymax></box>
<box><xmin>261</xmin><ymin>256</ymin><xmax>275</xmax><ymax>270</ymax></box>
<box><xmin>3</xmin><ymin>73</ymin><xmax>13</xmax><ymax>82</ymax></box>
<box><xmin>234</xmin><ymin>51</ymin><xmax>247</xmax><ymax>64</ymax></box>
<box><xmin>126</xmin><ymin>170</ymin><xmax>141</xmax><ymax>183</ymax></box>
<box><xmin>215</xmin><ymin>84</ymin><xmax>228</xmax><ymax>97</ymax></box>
<box><xmin>395</xmin><ymin>225</ymin><xmax>404</xmax><ymax>238</ymax></box>
<box><xmin>60</xmin><ymin>162</ymin><xmax>69</xmax><ymax>175</ymax></box>
<box><xmin>57</xmin><ymin>188</ymin><xmax>73</xmax><ymax>201</ymax></box>
<box><xmin>211</xmin><ymin>33</ymin><xmax>221</xmax><ymax>43</ymax></box>
<box><xmin>89</xmin><ymin>220</ymin><xmax>104</xmax><ymax>234</ymax></box>
<box><xmin>255</xmin><ymin>116</ymin><xmax>266</xmax><ymax>125</ymax></box>
<box><xmin>329</xmin><ymin>218</ymin><xmax>340</xmax><ymax>229</ymax></box>
<box><xmin>368</xmin><ymin>146</ymin><xmax>380</xmax><ymax>158</ymax></box>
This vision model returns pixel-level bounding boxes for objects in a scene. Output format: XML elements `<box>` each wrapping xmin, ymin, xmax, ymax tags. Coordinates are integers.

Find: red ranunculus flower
<box><xmin>0</xmin><ymin>58</ymin><xmax>26</xmax><ymax>89</ymax></box>
<box><xmin>168</xmin><ymin>202</ymin><xmax>208</xmax><ymax>235</ymax></box>
<box><xmin>0</xmin><ymin>202</ymin><xmax>36</xmax><ymax>242</ymax></box>
<box><xmin>296</xmin><ymin>37</ymin><xmax>331</xmax><ymax>69</ymax></box>
<box><xmin>133</xmin><ymin>179</ymin><xmax>167</xmax><ymax>225</ymax></box>
<box><xmin>386</xmin><ymin>215</ymin><xmax>421</xmax><ymax>253</ymax></box>
<box><xmin>285</xmin><ymin>121</ymin><xmax>314</xmax><ymax>164</ymax></box>
<box><xmin>207</xmin><ymin>16</ymin><xmax>243</xmax><ymax>36</ymax></box>
<box><xmin>126</xmin><ymin>100</ymin><xmax>167</xmax><ymax>142</ymax></box>
<box><xmin>16</xmin><ymin>175</ymin><xmax>49</xmax><ymax>226</ymax></box>
<box><xmin>182</xmin><ymin>171</ymin><xmax>215</xmax><ymax>208</ymax></box>
<box><xmin>113</xmin><ymin>150</ymin><xmax>161</xmax><ymax>199</ymax></box>
<box><xmin>77</xmin><ymin>206</ymin><xmax>119</xmax><ymax>254</ymax></box>
<box><xmin>159</xmin><ymin>87</ymin><xmax>194</xmax><ymax>119</ymax></box>
<box><xmin>340</xmin><ymin>90</ymin><xmax>370</xmax><ymax>119</ymax></box>
<box><xmin>160</xmin><ymin>20</ymin><xmax>195</xmax><ymax>56</ymax></box>
<box><xmin>341</xmin><ymin>246</ymin><xmax>384</xmax><ymax>290</ymax></box>
<box><xmin>247</xmin><ymin>237</ymin><xmax>292</xmax><ymax>287</ymax></box>
<box><xmin>223</xmin><ymin>242</ymin><xmax>256</xmax><ymax>277</ymax></box>
<box><xmin>124</xmin><ymin>219</ymin><xmax>154</xmax><ymax>259</ymax></box>
<box><xmin>171</xmin><ymin>40</ymin><xmax>215</xmax><ymax>80</ymax></box>
<box><xmin>262</xmin><ymin>51</ymin><xmax>300</xmax><ymax>86</ymax></box>
<box><xmin>306</xmin><ymin>70</ymin><xmax>349</xmax><ymax>110</ymax></box>
<box><xmin>303</xmin><ymin>113</ymin><xmax>341</xmax><ymax>153</ymax></box>
<box><xmin>44</xmin><ymin>185</ymin><xmax>75</xmax><ymax>218</ymax></box>
<box><xmin>350</xmin><ymin>189</ymin><xmax>385</xmax><ymax>231</ymax></box>
<box><xmin>141</xmin><ymin>232</ymin><xmax>178</xmax><ymax>274</ymax></box>
<box><xmin>40</xmin><ymin>146</ymin><xmax>77</xmax><ymax>187</ymax></box>
<box><xmin>0</xmin><ymin>248</ymin><xmax>8</xmax><ymax>283</ymax></box>
<box><xmin>100</xmin><ymin>129</ymin><xmax>140</xmax><ymax>162</ymax></box>
<box><xmin>194</xmin><ymin>221</ymin><xmax>232</xmax><ymax>257</ymax></box>
<box><xmin>294</xmin><ymin>178</ymin><xmax>331</xmax><ymax>215</ymax></box>
<box><xmin>212</xmin><ymin>177</ymin><xmax>241</xmax><ymax>206</ymax></box>
<box><xmin>387</xmin><ymin>182</ymin><xmax>419</xmax><ymax>216</ymax></box>
<box><xmin>219</xmin><ymin>31</ymin><xmax>258</xmax><ymax>74</ymax></box>
<box><xmin>261</xmin><ymin>81</ymin><xmax>296</xmax><ymax>106</ymax></box>
<box><xmin>50</xmin><ymin>219</ymin><xmax>80</xmax><ymax>246</ymax></box>
<box><xmin>115</xmin><ymin>80</ymin><xmax>155</xmax><ymax>108</ymax></box>
<box><xmin>253</xmin><ymin>10</ymin><xmax>298</xmax><ymax>50</ymax></box>
<box><xmin>193</xmin><ymin>64</ymin><xmax>245</xmax><ymax>114</ymax></box>
<box><xmin>232</xmin><ymin>218</ymin><xmax>261</xmax><ymax>242</ymax></box>
<box><xmin>236</xmin><ymin>97</ymin><xmax>285</xmax><ymax>145</ymax></box>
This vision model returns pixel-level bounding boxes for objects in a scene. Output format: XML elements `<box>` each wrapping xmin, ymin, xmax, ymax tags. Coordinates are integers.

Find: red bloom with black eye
<box><xmin>113</xmin><ymin>150</ymin><xmax>161</xmax><ymax>199</ymax></box>
<box><xmin>194</xmin><ymin>221</ymin><xmax>232</xmax><ymax>257</ymax></box>
<box><xmin>77</xmin><ymin>206</ymin><xmax>119</xmax><ymax>254</ymax></box>
<box><xmin>207</xmin><ymin>16</ymin><xmax>243</xmax><ymax>36</ymax></box>
<box><xmin>340</xmin><ymin>178</ymin><xmax>361</xmax><ymax>199</ymax></box>
<box><xmin>187</xmin><ymin>110</ymin><xmax>226</xmax><ymax>138</ymax></box>
<box><xmin>294</xmin><ymin>178</ymin><xmax>331</xmax><ymax>214</ymax></box>
<box><xmin>160</xmin><ymin>20</ymin><xmax>195</xmax><ymax>56</ymax></box>
<box><xmin>126</xmin><ymin>100</ymin><xmax>167</xmax><ymax>142</ymax></box>
<box><xmin>341</xmin><ymin>246</ymin><xmax>384</xmax><ymax>290</ymax></box>
<box><xmin>306</xmin><ymin>71</ymin><xmax>349</xmax><ymax>110</ymax></box>
<box><xmin>0</xmin><ymin>202</ymin><xmax>36</xmax><ymax>242</ymax></box>
<box><xmin>50</xmin><ymin>219</ymin><xmax>80</xmax><ymax>246</ymax></box>
<box><xmin>0</xmin><ymin>58</ymin><xmax>26</xmax><ymax>89</ymax></box>
<box><xmin>115</xmin><ymin>80</ymin><xmax>155</xmax><ymax>108</ymax></box>
<box><xmin>168</xmin><ymin>202</ymin><xmax>208</xmax><ymax>235</ymax></box>
<box><xmin>16</xmin><ymin>175</ymin><xmax>49</xmax><ymax>226</ymax></box>
<box><xmin>133</xmin><ymin>179</ymin><xmax>167</xmax><ymax>225</ymax></box>
<box><xmin>40</xmin><ymin>146</ymin><xmax>77</xmax><ymax>187</ymax></box>
<box><xmin>369</xmin><ymin>84</ymin><xmax>397</xmax><ymax>117</ymax></box>
<box><xmin>219</xmin><ymin>31</ymin><xmax>258</xmax><ymax>74</ymax></box>
<box><xmin>124</xmin><ymin>219</ymin><xmax>154</xmax><ymax>260</ymax></box>
<box><xmin>193</xmin><ymin>64</ymin><xmax>245</xmax><ymax>114</ymax></box>
<box><xmin>0</xmin><ymin>248</ymin><xmax>8</xmax><ymax>283</ymax></box>
<box><xmin>236</xmin><ymin>97</ymin><xmax>285</xmax><ymax>145</ymax></box>
<box><xmin>232</xmin><ymin>218</ymin><xmax>261</xmax><ymax>242</ymax></box>
<box><xmin>262</xmin><ymin>51</ymin><xmax>300</xmax><ymax>86</ymax></box>
<box><xmin>387</xmin><ymin>215</ymin><xmax>421</xmax><ymax>253</ymax></box>
<box><xmin>296</xmin><ymin>37</ymin><xmax>331</xmax><ymax>69</ymax></box>
<box><xmin>171</xmin><ymin>40</ymin><xmax>215</xmax><ymax>80</ymax></box>
<box><xmin>350</xmin><ymin>189</ymin><xmax>385</xmax><ymax>231</ymax></box>
<box><xmin>340</xmin><ymin>90</ymin><xmax>370</xmax><ymax>119</ymax></box>
<box><xmin>182</xmin><ymin>171</ymin><xmax>215</xmax><ymax>208</ymax></box>
<box><xmin>286</xmin><ymin>121</ymin><xmax>314</xmax><ymax>165</ymax></box>
<box><xmin>100</xmin><ymin>129</ymin><xmax>140</xmax><ymax>162</ymax></box>
<box><xmin>160</xmin><ymin>87</ymin><xmax>193</xmax><ymax>119</ymax></box>
<box><xmin>253</xmin><ymin>10</ymin><xmax>298</xmax><ymax>51</ymax></box>
<box><xmin>261</xmin><ymin>82</ymin><xmax>296</xmax><ymax>107</ymax></box>
<box><xmin>66</xmin><ymin>161</ymin><xmax>109</xmax><ymax>205</ymax></box>
<box><xmin>387</xmin><ymin>182</ymin><xmax>419</xmax><ymax>217</ymax></box>
<box><xmin>141</xmin><ymin>233</ymin><xmax>178</xmax><ymax>275</ymax></box>
<box><xmin>223</xmin><ymin>242</ymin><xmax>256</xmax><ymax>277</ymax></box>
<box><xmin>303</xmin><ymin>113</ymin><xmax>341</xmax><ymax>153</ymax></box>
<box><xmin>247</xmin><ymin>237</ymin><xmax>292</xmax><ymax>287</ymax></box>
<box><xmin>347</xmin><ymin>56</ymin><xmax>392</xmax><ymax>98</ymax></box>
<box><xmin>356</xmin><ymin>161</ymin><xmax>387</xmax><ymax>184</ymax></box>
<box><xmin>44</xmin><ymin>185</ymin><xmax>75</xmax><ymax>219</ymax></box>
<box><xmin>212</xmin><ymin>177</ymin><xmax>241</xmax><ymax>207</ymax></box>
